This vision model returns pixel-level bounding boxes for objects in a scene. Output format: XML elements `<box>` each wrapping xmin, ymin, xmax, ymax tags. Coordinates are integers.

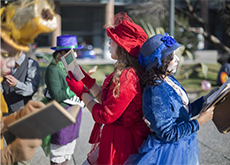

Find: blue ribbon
<box><xmin>138</xmin><ymin>43</ymin><xmax>166</xmax><ymax>68</ymax></box>
<box><xmin>138</xmin><ymin>33</ymin><xmax>177</xmax><ymax>68</ymax></box>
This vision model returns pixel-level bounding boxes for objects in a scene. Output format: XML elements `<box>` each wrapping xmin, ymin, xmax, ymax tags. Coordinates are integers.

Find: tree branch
<box><xmin>184</xmin><ymin>0</ymin><xmax>206</xmax><ymax>28</ymax></box>
<box><xmin>175</xmin><ymin>19</ymin><xmax>230</xmax><ymax>54</ymax></box>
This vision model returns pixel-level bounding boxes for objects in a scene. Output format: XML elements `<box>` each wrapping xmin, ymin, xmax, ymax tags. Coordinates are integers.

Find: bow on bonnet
<box><xmin>138</xmin><ymin>33</ymin><xmax>178</xmax><ymax>68</ymax></box>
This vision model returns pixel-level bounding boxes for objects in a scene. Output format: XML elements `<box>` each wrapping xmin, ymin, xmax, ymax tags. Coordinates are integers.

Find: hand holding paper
<box><xmin>197</xmin><ymin>106</ymin><xmax>214</xmax><ymax>126</ymax></box>
<box><xmin>66</xmin><ymin>71</ymin><xmax>89</xmax><ymax>100</ymax></box>
<box><xmin>88</xmin><ymin>65</ymin><xmax>98</xmax><ymax>76</ymax></box>
<box><xmin>61</xmin><ymin>49</ymin><xmax>85</xmax><ymax>80</ymax></box>
<box><xmin>200</xmin><ymin>77</ymin><xmax>230</xmax><ymax>134</ymax></box>
<box><xmin>15</xmin><ymin>101</ymin><xmax>46</xmax><ymax>120</ymax></box>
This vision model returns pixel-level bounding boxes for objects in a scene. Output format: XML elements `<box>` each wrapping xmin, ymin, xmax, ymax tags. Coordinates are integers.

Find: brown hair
<box><xmin>142</xmin><ymin>53</ymin><xmax>174</xmax><ymax>87</ymax></box>
<box><xmin>112</xmin><ymin>46</ymin><xmax>144</xmax><ymax>97</ymax></box>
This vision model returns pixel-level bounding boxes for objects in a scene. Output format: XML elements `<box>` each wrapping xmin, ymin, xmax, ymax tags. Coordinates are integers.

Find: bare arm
<box><xmin>89</xmin><ymin>83</ymin><xmax>102</xmax><ymax>104</ymax></box>
<box><xmin>81</xmin><ymin>93</ymin><xmax>97</xmax><ymax>113</ymax></box>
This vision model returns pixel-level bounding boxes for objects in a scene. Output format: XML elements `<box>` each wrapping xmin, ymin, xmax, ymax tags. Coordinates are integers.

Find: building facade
<box><xmin>35</xmin><ymin>0</ymin><xmax>230</xmax><ymax>59</ymax></box>
<box><xmin>35</xmin><ymin>0</ymin><xmax>148</xmax><ymax>58</ymax></box>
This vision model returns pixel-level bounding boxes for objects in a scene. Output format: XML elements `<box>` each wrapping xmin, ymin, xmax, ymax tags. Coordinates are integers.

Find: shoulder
<box><xmin>47</xmin><ymin>63</ymin><xmax>57</xmax><ymax>69</ymax></box>
<box><xmin>222</xmin><ymin>63</ymin><xmax>230</xmax><ymax>73</ymax></box>
<box><xmin>144</xmin><ymin>82</ymin><xmax>167</xmax><ymax>96</ymax></box>
<box><xmin>168</xmin><ymin>75</ymin><xmax>185</xmax><ymax>90</ymax></box>
<box><xmin>223</xmin><ymin>63</ymin><xmax>230</xmax><ymax>67</ymax></box>
<box><xmin>45</xmin><ymin>64</ymin><xmax>59</xmax><ymax>75</ymax></box>
<box><xmin>142</xmin><ymin>83</ymin><xmax>172</xmax><ymax>117</ymax></box>
<box><xmin>46</xmin><ymin>64</ymin><xmax>53</xmax><ymax>70</ymax></box>
<box><xmin>28</xmin><ymin>57</ymin><xmax>39</xmax><ymax>67</ymax></box>
<box><xmin>143</xmin><ymin>81</ymin><xmax>173</xmax><ymax>102</ymax></box>
<box><xmin>168</xmin><ymin>75</ymin><xmax>178</xmax><ymax>83</ymax></box>
<box><xmin>120</xmin><ymin>67</ymin><xmax>139</xmax><ymax>82</ymax></box>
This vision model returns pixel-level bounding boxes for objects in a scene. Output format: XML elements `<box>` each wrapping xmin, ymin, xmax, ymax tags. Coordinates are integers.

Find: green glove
<box><xmin>66</xmin><ymin>87</ymin><xmax>75</xmax><ymax>98</ymax></box>
<box><xmin>41</xmin><ymin>135</ymin><xmax>51</xmax><ymax>156</ymax></box>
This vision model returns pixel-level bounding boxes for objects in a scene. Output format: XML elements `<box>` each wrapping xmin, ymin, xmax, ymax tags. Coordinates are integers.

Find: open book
<box><xmin>202</xmin><ymin>78</ymin><xmax>230</xmax><ymax>134</ymax></box>
<box><xmin>61</xmin><ymin>48</ymin><xmax>85</xmax><ymax>81</ymax></box>
<box><xmin>202</xmin><ymin>78</ymin><xmax>230</xmax><ymax>112</ymax></box>
<box><xmin>63</xmin><ymin>95</ymin><xmax>85</xmax><ymax>107</ymax></box>
<box><xmin>8</xmin><ymin>101</ymin><xmax>80</xmax><ymax>139</ymax></box>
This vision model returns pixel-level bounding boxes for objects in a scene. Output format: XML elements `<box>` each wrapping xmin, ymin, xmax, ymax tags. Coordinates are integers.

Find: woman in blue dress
<box><xmin>125</xmin><ymin>33</ymin><xmax>215</xmax><ymax>165</ymax></box>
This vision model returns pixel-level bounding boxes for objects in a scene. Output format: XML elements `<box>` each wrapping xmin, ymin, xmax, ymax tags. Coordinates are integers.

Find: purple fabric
<box><xmin>51</xmin><ymin>107</ymin><xmax>82</xmax><ymax>145</ymax></box>
<box><xmin>50</xmin><ymin>35</ymin><xmax>83</xmax><ymax>50</ymax></box>
<box><xmin>57</xmin><ymin>35</ymin><xmax>78</xmax><ymax>47</ymax></box>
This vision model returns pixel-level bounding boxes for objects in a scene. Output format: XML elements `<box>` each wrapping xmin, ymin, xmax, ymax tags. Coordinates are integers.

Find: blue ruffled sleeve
<box><xmin>143</xmin><ymin>85</ymin><xmax>199</xmax><ymax>143</ymax></box>
<box><xmin>190</xmin><ymin>96</ymin><xmax>205</xmax><ymax>117</ymax></box>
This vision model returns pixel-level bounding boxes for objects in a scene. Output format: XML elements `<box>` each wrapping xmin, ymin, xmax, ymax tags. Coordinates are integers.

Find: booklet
<box><xmin>212</xmin><ymin>91</ymin><xmax>230</xmax><ymax>134</ymax></box>
<box><xmin>63</xmin><ymin>95</ymin><xmax>85</xmax><ymax>107</ymax></box>
<box><xmin>201</xmin><ymin>78</ymin><xmax>230</xmax><ymax>134</ymax></box>
<box><xmin>61</xmin><ymin>49</ymin><xmax>85</xmax><ymax>81</ymax></box>
<box><xmin>202</xmin><ymin>78</ymin><xmax>230</xmax><ymax>112</ymax></box>
<box><xmin>7</xmin><ymin>101</ymin><xmax>80</xmax><ymax>139</ymax></box>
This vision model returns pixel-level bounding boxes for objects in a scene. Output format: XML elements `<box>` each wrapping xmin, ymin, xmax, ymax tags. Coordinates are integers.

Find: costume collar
<box><xmin>16</xmin><ymin>53</ymin><xmax>26</xmax><ymax>66</ymax></box>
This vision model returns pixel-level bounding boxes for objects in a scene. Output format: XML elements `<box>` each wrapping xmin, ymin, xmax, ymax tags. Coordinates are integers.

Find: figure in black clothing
<box><xmin>217</xmin><ymin>57</ymin><xmax>230</xmax><ymax>85</ymax></box>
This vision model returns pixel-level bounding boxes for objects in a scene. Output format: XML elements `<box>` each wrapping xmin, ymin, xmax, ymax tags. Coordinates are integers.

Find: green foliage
<box><xmin>175</xmin><ymin>63</ymin><xmax>209</xmax><ymax>80</ymax></box>
<box><xmin>37</xmin><ymin>53</ymin><xmax>53</xmax><ymax>67</ymax></box>
<box><xmin>81</xmin><ymin>64</ymin><xmax>114</xmax><ymax>87</ymax></box>
<box><xmin>43</xmin><ymin>53</ymin><xmax>53</xmax><ymax>63</ymax></box>
<box><xmin>185</xmin><ymin>50</ymin><xmax>193</xmax><ymax>59</ymax></box>
<box><xmin>178</xmin><ymin>63</ymin><xmax>220</xmax><ymax>89</ymax></box>
<box><xmin>201</xmin><ymin>63</ymin><xmax>208</xmax><ymax>79</ymax></box>
<box><xmin>131</xmin><ymin>8</ymin><xmax>199</xmax><ymax>55</ymax></box>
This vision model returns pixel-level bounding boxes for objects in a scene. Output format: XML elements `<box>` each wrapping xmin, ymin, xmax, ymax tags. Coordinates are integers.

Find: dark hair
<box><xmin>112</xmin><ymin>46</ymin><xmax>144</xmax><ymax>97</ymax></box>
<box><xmin>228</xmin><ymin>56</ymin><xmax>230</xmax><ymax>63</ymax></box>
<box><xmin>53</xmin><ymin>50</ymin><xmax>69</xmax><ymax>63</ymax></box>
<box><xmin>142</xmin><ymin>53</ymin><xmax>174</xmax><ymax>87</ymax></box>
<box><xmin>52</xmin><ymin>51</ymin><xmax>60</xmax><ymax>59</ymax></box>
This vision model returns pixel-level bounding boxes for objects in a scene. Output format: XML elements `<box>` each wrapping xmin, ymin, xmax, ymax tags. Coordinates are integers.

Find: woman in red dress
<box><xmin>66</xmin><ymin>12</ymin><xmax>151</xmax><ymax>165</ymax></box>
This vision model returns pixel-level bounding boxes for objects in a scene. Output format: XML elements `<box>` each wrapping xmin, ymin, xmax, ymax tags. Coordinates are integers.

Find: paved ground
<box><xmin>30</xmin><ymin>107</ymin><xmax>230</xmax><ymax>165</ymax></box>
<box><xmin>30</xmin><ymin>107</ymin><xmax>94</xmax><ymax>165</ymax></box>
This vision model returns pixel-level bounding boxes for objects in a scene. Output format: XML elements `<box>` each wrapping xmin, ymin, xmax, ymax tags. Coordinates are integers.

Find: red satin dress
<box><xmin>88</xmin><ymin>68</ymin><xmax>151</xmax><ymax>165</ymax></box>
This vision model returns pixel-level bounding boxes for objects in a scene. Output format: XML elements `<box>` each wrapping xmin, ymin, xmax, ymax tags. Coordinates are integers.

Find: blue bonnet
<box><xmin>138</xmin><ymin>33</ymin><xmax>181</xmax><ymax>71</ymax></box>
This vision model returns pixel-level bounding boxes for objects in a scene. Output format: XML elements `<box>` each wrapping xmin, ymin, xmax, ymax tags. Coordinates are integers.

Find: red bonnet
<box><xmin>106</xmin><ymin>18</ymin><xmax>148</xmax><ymax>58</ymax></box>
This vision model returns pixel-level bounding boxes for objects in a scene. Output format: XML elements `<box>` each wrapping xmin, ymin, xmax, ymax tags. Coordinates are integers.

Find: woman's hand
<box><xmin>5</xmin><ymin>75</ymin><xmax>18</xmax><ymax>87</ymax></box>
<box><xmin>66</xmin><ymin>71</ymin><xmax>89</xmax><ymax>100</ymax></box>
<box><xmin>15</xmin><ymin>101</ymin><xmax>45</xmax><ymax>120</ymax></box>
<box><xmin>88</xmin><ymin>65</ymin><xmax>98</xmax><ymax>76</ymax></box>
<box><xmin>197</xmin><ymin>106</ymin><xmax>215</xmax><ymax>126</ymax></box>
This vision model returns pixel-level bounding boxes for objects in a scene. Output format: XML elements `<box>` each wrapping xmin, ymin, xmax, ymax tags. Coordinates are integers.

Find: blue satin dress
<box><xmin>126</xmin><ymin>76</ymin><xmax>204</xmax><ymax>165</ymax></box>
